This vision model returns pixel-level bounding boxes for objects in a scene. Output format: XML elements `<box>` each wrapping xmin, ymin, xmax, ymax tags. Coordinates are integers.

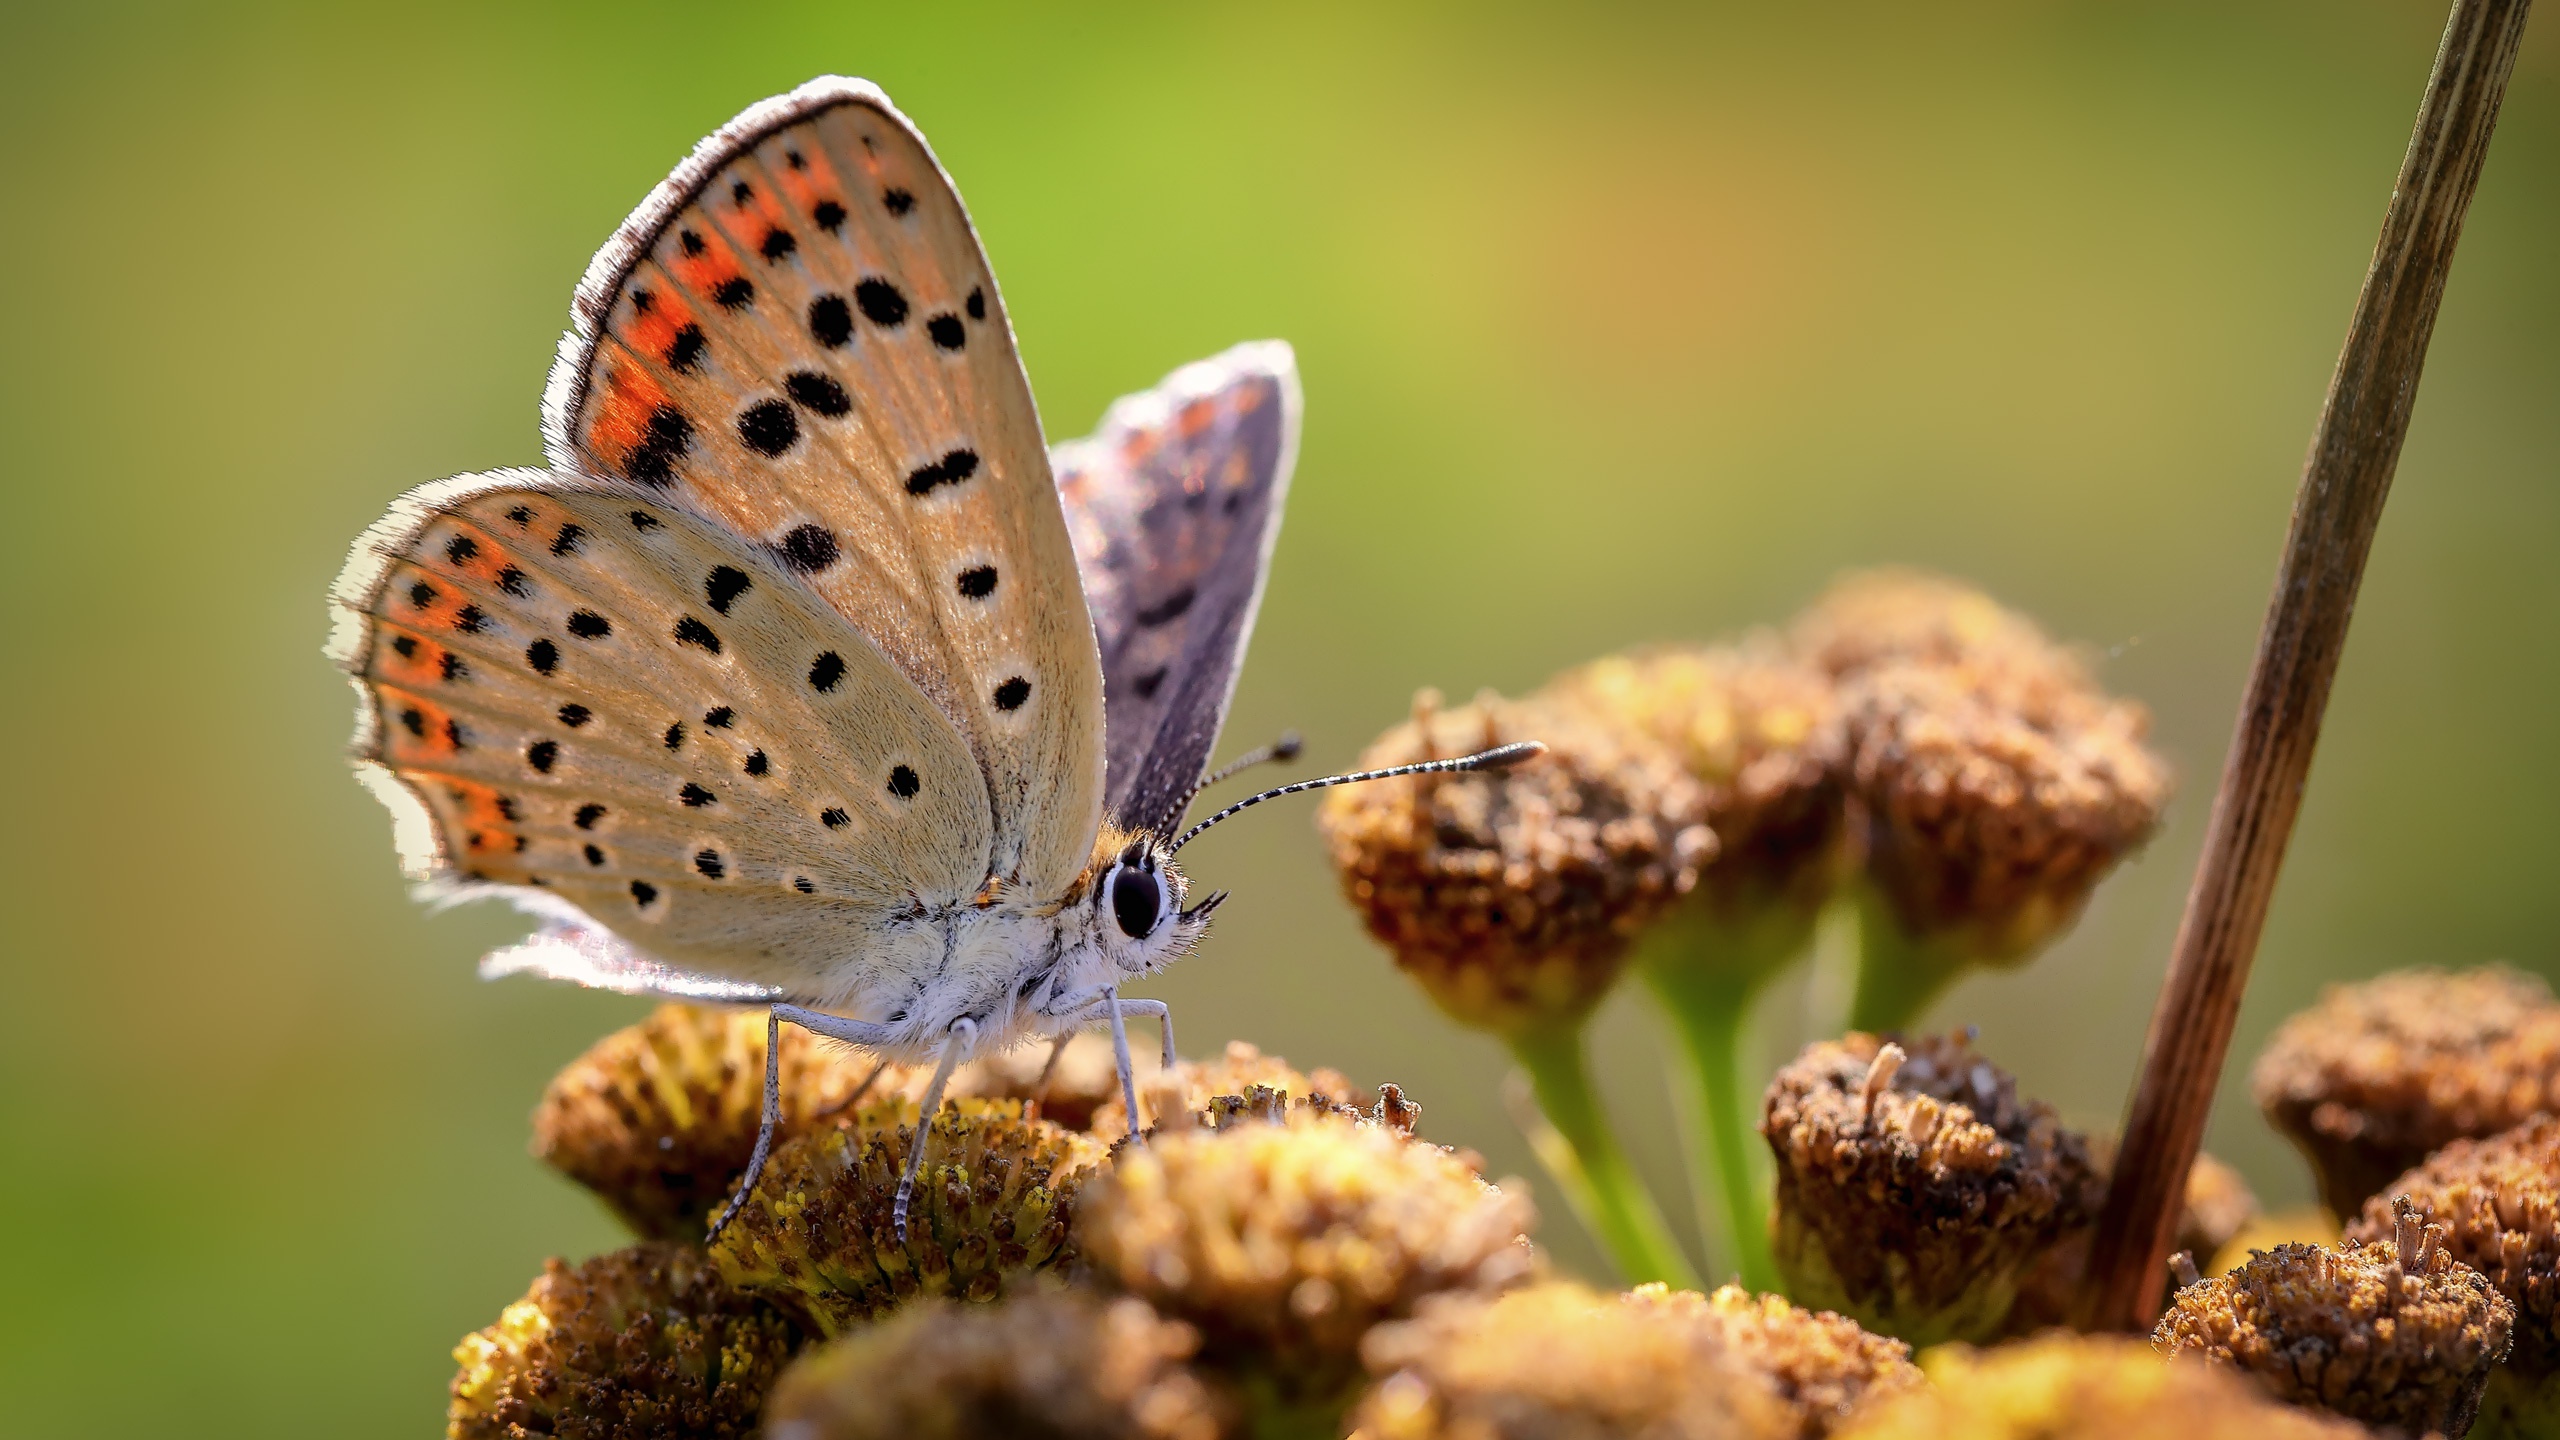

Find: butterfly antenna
<box><xmin>1181</xmin><ymin>730</ymin><xmax>1305</xmax><ymax>814</ymax></box>
<box><xmin>1167</xmin><ymin>741</ymin><xmax>1545</xmax><ymax>853</ymax></box>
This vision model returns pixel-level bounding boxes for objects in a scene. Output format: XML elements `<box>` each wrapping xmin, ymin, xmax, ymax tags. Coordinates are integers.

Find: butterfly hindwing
<box><xmin>540</xmin><ymin>76</ymin><xmax>1104</xmax><ymax>898</ymax></box>
<box><xmin>1053</xmin><ymin>342</ymin><xmax>1301</xmax><ymax>834</ymax></box>
<box><xmin>329</xmin><ymin>471</ymin><xmax>992</xmax><ymax>1000</ymax></box>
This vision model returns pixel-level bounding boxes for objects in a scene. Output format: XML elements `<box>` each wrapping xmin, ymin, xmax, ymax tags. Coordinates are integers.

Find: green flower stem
<box><xmin>1846</xmin><ymin>889</ymin><xmax>1978</xmax><ymax>1035</ymax></box>
<box><xmin>1638</xmin><ymin>905</ymin><xmax>1810</xmax><ymax>1294</ymax></box>
<box><xmin>1504</xmin><ymin>1021</ymin><xmax>1700</xmax><ymax>1288</ymax></box>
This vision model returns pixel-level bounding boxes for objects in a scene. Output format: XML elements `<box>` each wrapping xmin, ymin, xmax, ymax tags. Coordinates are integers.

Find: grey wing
<box><xmin>1051</xmin><ymin>342</ymin><xmax>1300</xmax><ymax>836</ymax></box>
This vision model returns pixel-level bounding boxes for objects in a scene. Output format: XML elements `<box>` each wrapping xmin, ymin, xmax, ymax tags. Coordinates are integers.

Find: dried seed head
<box><xmin>709</xmin><ymin>1097</ymin><xmax>1107</xmax><ymax>1336</ymax></box>
<box><xmin>1349</xmin><ymin>1282</ymin><xmax>1793</xmax><ymax>1440</ymax></box>
<box><xmin>449</xmin><ymin>1242</ymin><xmax>798</xmax><ymax>1440</ymax></box>
<box><xmin>950</xmin><ymin>1030</ymin><xmax>1152</xmax><ymax>1132</ymax></box>
<box><xmin>2153</xmin><ymin>1238</ymin><xmax>2514</xmax><ymax>1437</ymax></box>
<box><xmin>1077</xmin><ymin>1106</ymin><xmax>1538</xmax><ymax>1398</ymax></box>
<box><xmin>1544</xmin><ymin>640</ymin><xmax>1850</xmax><ymax>915</ymax></box>
<box><xmin>1761</xmin><ymin>1032</ymin><xmax>2100</xmax><ymax>1345</ymax></box>
<box><xmin>2252</xmin><ymin>966</ymin><xmax>2560</xmax><ymax>1216</ymax></box>
<box><xmin>2008</xmin><ymin>1140</ymin><xmax>2260</xmax><ymax>1335</ymax></box>
<box><xmin>1090</xmin><ymin>1040</ymin><xmax>1370</xmax><ymax>1137</ymax></box>
<box><xmin>1843</xmin><ymin>659</ymin><xmax>2168</xmax><ymax>964</ymax></box>
<box><xmin>1834</xmin><ymin>1333</ymin><xmax>2371</xmax><ymax>1440</ymax></box>
<box><xmin>532</xmin><ymin>1002</ymin><xmax>915</xmax><ymax>1240</ymax></box>
<box><xmin>1789</xmin><ymin>569</ymin><xmax>2075</xmax><ymax>685</ymax></box>
<box><xmin>2344</xmin><ymin>1116</ymin><xmax>2560</xmax><ymax>1378</ymax></box>
<box><xmin>1317</xmin><ymin>688</ymin><xmax>1715</xmax><ymax>1036</ymax></box>
<box><xmin>1622</xmin><ymin>1284</ymin><xmax>1924</xmax><ymax>1439</ymax></box>
<box><xmin>763</xmin><ymin>1291</ymin><xmax>1237</xmax><ymax>1440</ymax></box>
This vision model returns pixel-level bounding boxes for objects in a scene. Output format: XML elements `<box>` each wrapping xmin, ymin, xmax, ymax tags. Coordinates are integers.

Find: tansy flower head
<box><xmin>2009</xmin><ymin>1141</ymin><xmax>2259</xmax><ymax>1335</ymax></box>
<box><xmin>1788</xmin><ymin>568</ymin><xmax>2073</xmax><ymax>686</ymax></box>
<box><xmin>1622</xmin><ymin>1284</ymin><xmax>1924</xmax><ymax>1439</ymax></box>
<box><xmin>2253</xmin><ymin>966</ymin><xmax>2560</xmax><ymax>1216</ymax></box>
<box><xmin>1834</xmin><ymin>1333</ymin><xmax>2372</xmax><ymax>1440</ymax></box>
<box><xmin>1317</xmin><ymin>687</ymin><xmax>1714</xmax><ymax>1036</ymax></box>
<box><xmin>710</xmin><ymin>1097</ymin><xmax>1106</xmax><ymax>1336</ymax></box>
<box><xmin>448</xmin><ymin>1242</ymin><xmax>798</xmax><ymax>1440</ymax></box>
<box><xmin>1761</xmin><ymin>1033</ymin><xmax>2099</xmax><ymax>1345</ymax></box>
<box><xmin>1842</xmin><ymin>659</ymin><xmax>2168</xmax><ymax>967</ymax></box>
<box><xmin>1091</xmin><ymin>1039</ymin><xmax>1368</xmax><ymax>1137</ymax></box>
<box><xmin>2346</xmin><ymin>1117</ymin><xmax>2560</xmax><ymax>1427</ymax></box>
<box><xmin>1076</xmin><ymin>1105</ymin><xmax>1537</xmax><ymax>1400</ymax></box>
<box><xmin>533</xmin><ymin>1002</ymin><xmax>911</xmax><ymax>1241</ymax></box>
<box><xmin>2154</xmin><ymin>1226</ymin><xmax>2513</xmax><ymax>1437</ymax></box>
<box><xmin>1544</xmin><ymin>640</ymin><xmax>1850</xmax><ymax>916</ymax></box>
<box><xmin>1349</xmin><ymin>1282</ymin><xmax>1793</xmax><ymax>1440</ymax></box>
<box><xmin>762</xmin><ymin>1291</ymin><xmax>1237</xmax><ymax>1440</ymax></box>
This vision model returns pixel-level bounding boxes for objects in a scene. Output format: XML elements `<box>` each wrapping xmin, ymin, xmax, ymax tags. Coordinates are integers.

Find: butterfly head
<box><xmin>1089</xmin><ymin>831</ymin><xmax>1221</xmax><ymax>975</ymax></box>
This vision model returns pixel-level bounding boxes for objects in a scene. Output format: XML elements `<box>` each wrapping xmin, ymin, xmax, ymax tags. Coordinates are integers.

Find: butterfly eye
<box><xmin>1110</xmin><ymin>864</ymin><xmax>1165</xmax><ymax>940</ymax></box>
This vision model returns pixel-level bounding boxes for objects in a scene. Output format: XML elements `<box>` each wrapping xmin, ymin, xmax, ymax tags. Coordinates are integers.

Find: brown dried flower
<box><xmin>1622</xmin><ymin>1284</ymin><xmax>1924</xmax><ymax>1439</ymax></box>
<box><xmin>1762</xmin><ymin>1033</ymin><xmax>2100</xmax><ymax>1345</ymax></box>
<box><xmin>1318</xmin><ymin>687</ymin><xmax>1715</xmax><ymax>1036</ymax></box>
<box><xmin>532</xmin><ymin>1002</ymin><xmax>912</xmax><ymax>1241</ymax></box>
<box><xmin>1090</xmin><ymin>1039</ymin><xmax>1369</xmax><ymax>1137</ymax></box>
<box><xmin>1842</xmin><ymin>658</ymin><xmax>2167</xmax><ymax>966</ymax></box>
<box><xmin>1834</xmin><ymin>1333</ymin><xmax>2371</xmax><ymax>1440</ymax></box>
<box><xmin>1544</xmin><ymin>641</ymin><xmax>1849</xmax><ymax>916</ymax></box>
<box><xmin>1789</xmin><ymin>569</ymin><xmax>2076</xmax><ymax>686</ymax></box>
<box><xmin>1349</xmin><ymin>1282</ymin><xmax>1793</xmax><ymax>1440</ymax></box>
<box><xmin>950</xmin><ymin>1031</ymin><xmax>1152</xmax><ymax>1133</ymax></box>
<box><xmin>1076</xmin><ymin>1105</ymin><xmax>1538</xmax><ymax>1398</ymax></box>
<box><xmin>2153</xmin><ymin>1229</ymin><xmax>2514</xmax><ymax>1437</ymax></box>
<box><xmin>2253</xmin><ymin>966</ymin><xmax>2560</xmax><ymax>1216</ymax></box>
<box><xmin>710</xmin><ymin>1097</ymin><xmax>1107</xmax><ymax>1336</ymax></box>
<box><xmin>2346</xmin><ymin>1116</ymin><xmax>2560</xmax><ymax>1380</ymax></box>
<box><xmin>2008</xmin><ymin>1141</ymin><xmax>2260</xmax><ymax>1335</ymax></box>
<box><xmin>449</xmin><ymin>1242</ymin><xmax>798</xmax><ymax>1440</ymax></box>
<box><xmin>764</xmin><ymin>1290</ymin><xmax>1237</xmax><ymax>1440</ymax></box>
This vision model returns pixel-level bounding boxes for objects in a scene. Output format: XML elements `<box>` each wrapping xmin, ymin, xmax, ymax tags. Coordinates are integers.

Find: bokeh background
<box><xmin>3</xmin><ymin>2</ymin><xmax>2555</xmax><ymax>1433</ymax></box>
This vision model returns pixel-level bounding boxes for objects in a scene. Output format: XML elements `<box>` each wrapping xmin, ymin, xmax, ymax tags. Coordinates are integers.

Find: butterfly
<box><xmin>328</xmin><ymin>76</ymin><xmax>1534</xmax><ymax>1236</ymax></box>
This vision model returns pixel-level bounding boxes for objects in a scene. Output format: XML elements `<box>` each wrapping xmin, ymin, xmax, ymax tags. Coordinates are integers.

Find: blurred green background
<box><xmin>2</xmin><ymin>2</ymin><xmax>2554</xmax><ymax>1433</ymax></box>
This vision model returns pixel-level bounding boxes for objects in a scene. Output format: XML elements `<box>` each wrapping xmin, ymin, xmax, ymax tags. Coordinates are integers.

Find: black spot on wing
<box><xmin>904</xmin><ymin>449</ymin><xmax>979</xmax><ymax>496</ymax></box>
<box><xmin>673</xmin><ymin>617</ymin><xmax>721</xmax><ymax>653</ymax></box>
<box><xmin>574</xmin><ymin>803</ymin><xmax>606</xmax><ymax>830</ymax></box>
<box><xmin>737</xmin><ymin>400</ymin><xmax>799</xmax><ymax>456</ymax></box>
<box><xmin>731</xmin><ymin>179</ymin><xmax>752</xmax><ymax>205</ymax></box>
<box><xmin>786</xmin><ymin>371</ymin><xmax>851</xmax><ymax>416</ymax></box>
<box><xmin>820</xmin><ymin>806</ymin><xmax>850</xmax><ymax>829</ymax></box>
<box><xmin>665</xmin><ymin>325</ymin><xmax>706</xmax><ymax>373</ymax></box>
<box><xmin>713</xmin><ymin>276</ymin><xmax>754</xmax><ymax>310</ymax></box>
<box><xmin>703</xmin><ymin>706</ymin><xmax>733</xmax><ymax>728</ymax></box>
<box><xmin>705</xmin><ymin>566</ymin><xmax>751</xmax><ymax>614</ymax></box>
<box><xmin>1135</xmin><ymin>586</ymin><xmax>1195</xmax><ymax>627</ymax></box>
<box><xmin>557</xmin><ymin>703</ymin><xmax>591</xmax><ymax>728</ymax></box>
<box><xmin>882</xmin><ymin>187</ymin><xmax>914</xmax><ymax>216</ymax></box>
<box><xmin>455</xmin><ymin>605</ymin><xmax>486</xmax><ymax>635</ymax></box>
<box><xmin>812</xmin><ymin>199</ymin><xmax>846</xmax><ymax>232</ymax></box>
<box><xmin>855</xmin><ymin>278</ymin><xmax>908</xmax><ymax>326</ymax></box>
<box><xmin>774</xmin><ymin>525</ymin><xmax>839</xmax><ymax>573</ymax></box>
<box><xmin>694</xmin><ymin>849</ymin><xmax>725</xmax><ymax>879</ymax></box>
<box><xmin>392</xmin><ymin>634</ymin><xmax>418</xmax><ymax>659</ymax></box>
<box><xmin>400</xmin><ymin>707</ymin><xmax>425</xmax><ymax>737</ymax></box>
<box><xmin>439</xmin><ymin>651</ymin><xmax>467</xmax><ymax>681</ymax></box>
<box><xmin>445</xmin><ymin>535</ymin><xmax>478</xmax><ymax>564</ymax></box>
<box><xmin>551</xmin><ymin>523</ymin><xmax>586</xmax><ymax>557</ymax></box>
<box><xmin>993</xmin><ymin>677</ymin><xmax>1031</xmax><ymax>711</ymax></box>
<box><xmin>567</xmin><ymin>610</ymin><xmax>610</xmax><ymax>639</ymax></box>
<box><xmin>630</xmin><ymin>879</ymin><xmax>658</xmax><ymax>906</ymax></box>
<box><xmin>888</xmin><ymin>765</ymin><xmax>920</xmax><ymax>799</ymax></box>
<box><xmin>624</xmin><ymin>407</ymin><xmax>693</xmax><ymax>487</ymax></box>
<box><xmin>408</xmin><ymin>580</ymin><xmax>436</xmax><ymax>608</ymax></box>
<box><xmin>956</xmin><ymin>565</ymin><xmax>997</xmax><ymax>598</ymax></box>
<box><xmin>505</xmin><ymin>505</ymin><xmax>532</xmax><ymax>526</ymax></box>
<box><xmin>664</xmin><ymin>722</ymin><xmax>685</xmax><ymax>751</ymax></box>
<box><xmin>527</xmin><ymin>739</ymin><xmax>558</xmax><ymax>773</ymax></box>
<box><xmin>629</xmin><ymin>509</ymin><xmax>661</xmax><ymax>531</ymax></box>
<box><xmin>809</xmin><ymin>652</ymin><xmax>846</xmax><ymax>692</ymax></box>
<box><xmin>586</xmin><ymin>844</ymin><xmax>606</xmax><ymax>866</ymax></box>
<box><xmin>927</xmin><ymin>314</ymin><xmax>965</xmax><ymax>350</ymax></box>
<box><xmin>679</xmin><ymin>782</ymin><xmax>715</xmax><ymax>808</ymax></box>
<box><xmin>679</xmin><ymin>229</ymin><xmax>706</xmax><ymax>257</ymax></box>
<box><xmin>526</xmin><ymin>639</ymin><xmax>559</xmax><ymax>675</ymax></box>
<box><xmin>744</xmin><ymin>749</ymin><xmax>768</xmax><ymax>776</ymax></box>
<box><xmin>496</xmin><ymin>566</ymin><xmax>529</xmax><ymax>598</ymax></box>
<box><xmin>1130</xmin><ymin>666</ymin><xmax>1168</xmax><ymax>700</ymax></box>
<box><xmin>965</xmin><ymin>287</ymin><xmax>985</xmax><ymax>320</ymax></box>
<box><xmin>793</xmin><ymin>875</ymin><xmax>816</xmax><ymax>894</ymax></box>
<box><xmin>808</xmin><ymin>295</ymin><xmax>852</xmax><ymax>348</ymax></box>
<box><xmin>759</xmin><ymin>228</ymin><xmax>796</xmax><ymax>262</ymax></box>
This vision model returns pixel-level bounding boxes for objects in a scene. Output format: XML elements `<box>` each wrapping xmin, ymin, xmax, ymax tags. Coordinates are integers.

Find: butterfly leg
<box><xmin>1101</xmin><ymin>986</ymin><xmax>1146</xmax><ymax>1146</ymax></box>
<box><xmin>706</xmin><ymin>1005</ymin><xmax>897</xmax><ymax>1242</ymax></box>
<box><xmin>1109</xmin><ymin>998</ymin><xmax>1178</xmax><ymax>1071</ymax></box>
<box><xmin>891</xmin><ymin>1017</ymin><xmax>975</xmax><ymax>1244</ymax></box>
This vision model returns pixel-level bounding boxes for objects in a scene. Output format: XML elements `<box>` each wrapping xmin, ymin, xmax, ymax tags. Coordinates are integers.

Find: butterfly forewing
<box><xmin>332</xmin><ymin>472</ymin><xmax>991</xmax><ymax>998</ymax></box>
<box><xmin>542</xmin><ymin>77</ymin><xmax>1104</xmax><ymax>897</ymax></box>
<box><xmin>1053</xmin><ymin>342</ymin><xmax>1300</xmax><ymax>834</ymax></box>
